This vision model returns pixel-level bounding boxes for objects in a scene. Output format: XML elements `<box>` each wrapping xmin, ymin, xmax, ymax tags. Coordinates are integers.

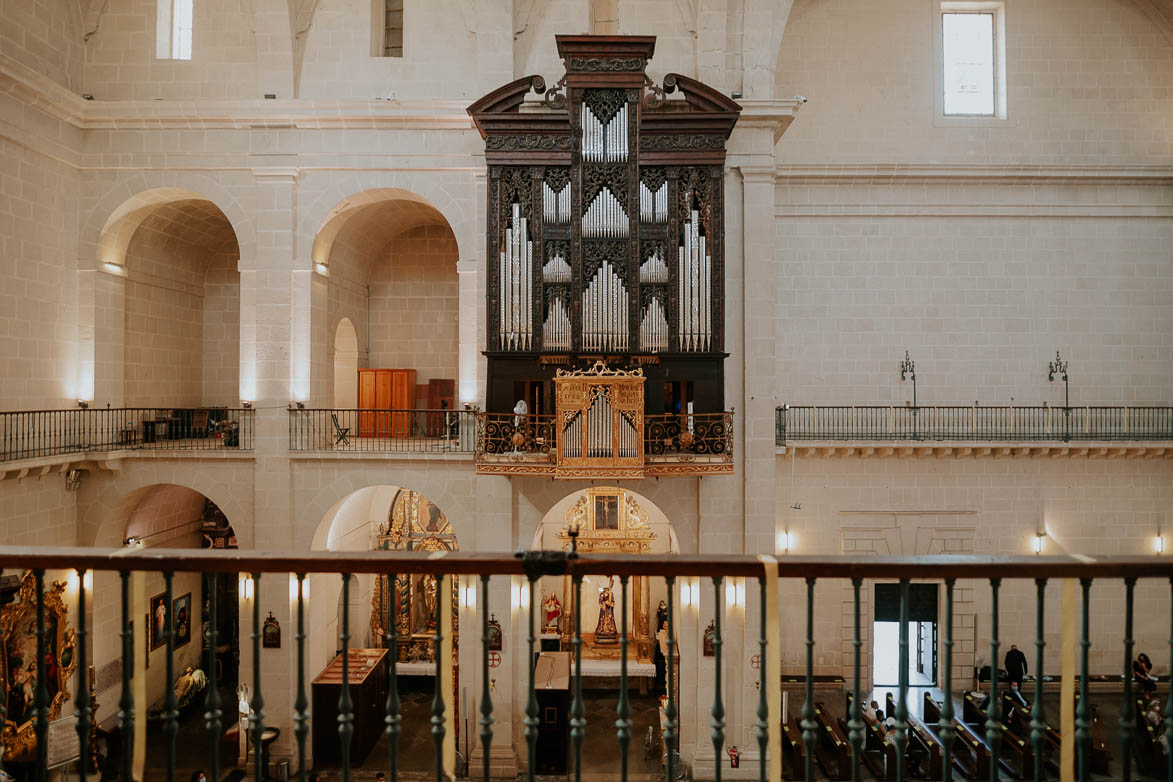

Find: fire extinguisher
<box><xmin>728</xmin><ymin>746</ymin><xmax>740</xmax><ymax>768</ymax></box>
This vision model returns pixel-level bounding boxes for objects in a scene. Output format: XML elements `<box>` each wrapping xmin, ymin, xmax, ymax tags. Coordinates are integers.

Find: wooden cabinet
<box><xmin>357</xmin><ymin>369</ymin><xmax>416</xmax><ymax>437</ymax></box>
<box><xmin>311</xmin><ymin>649</ymin><xmax>388</xmax><ymax>766</ymax></box>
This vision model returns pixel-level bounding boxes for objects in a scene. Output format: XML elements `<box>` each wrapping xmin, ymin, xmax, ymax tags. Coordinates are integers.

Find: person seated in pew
<box><xmin>1007</xmin><ymin>680</ymin><xmax>1029</xmax><ymax>708</ymax></box>
<box><xmin>864</xmin><ymin>700</ymin><xmax>881</xmax><ymax>726</ymax></box>
<box><xmin>978</xmin><ymin>690</ymin><xmax>991</xmax><ymax>711</ymax></box>
<box><xmin>1147</xmin><ymin>699</ymin><xmax>1163</xmax><ymax>730</ymax></box>
<box><xmin>1135</xmin><ymin>653</ymin><xmax>1157</xmax><ymax>701</ymax></box>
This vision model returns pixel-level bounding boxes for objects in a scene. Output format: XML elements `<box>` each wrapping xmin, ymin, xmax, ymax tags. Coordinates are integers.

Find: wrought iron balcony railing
<box><xmin>0</xmin><ymin>547</ymin><xmax>1168</xmax><ymax>782</ymax></box>
<box><xmin>0</xmin><ymin>407</ymin><xmax>254</xmax><ymax>463</ymax></box>
<box><xmin>289</xmin><ymin>408</ymin><xmax>476</xmax><ymax>453</ymax></box>
<box><xmin>777</xmin><ymin>405</ymin><xmax>1173</xmax><ymax>446</ymax></box>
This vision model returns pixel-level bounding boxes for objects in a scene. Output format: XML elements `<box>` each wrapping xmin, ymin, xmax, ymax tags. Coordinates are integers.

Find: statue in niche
<box><xmin>656</xmin><ymin>600</ymin><xmax>668</xmax><ymax>635</ymax></box>
<box><xmin>594</xmin><ymin>576</ymin><xmax>618</xmax><ymax>644</ymax></box>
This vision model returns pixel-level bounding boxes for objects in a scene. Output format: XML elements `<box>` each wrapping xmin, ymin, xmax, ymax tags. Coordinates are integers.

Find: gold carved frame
<box><xmin>1</xmin><ymin>571</ymin><xmax>77</xmax><ymax>763</ymax></box>
<box><xmin>554</xmin><ymin>362</ymin><xmax>646</xmax><ymax>478</ymax></box>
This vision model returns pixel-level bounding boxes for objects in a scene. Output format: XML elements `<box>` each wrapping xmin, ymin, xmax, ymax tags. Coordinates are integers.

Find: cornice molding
<box><xmin>775</xmin><ymin>163</ymin><xmax>1173</xmax><ymax>186</ymax></box>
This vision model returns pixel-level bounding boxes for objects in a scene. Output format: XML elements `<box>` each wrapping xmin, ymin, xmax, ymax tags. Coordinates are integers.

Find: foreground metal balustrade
<box><xmin>777</xmin><ymin>406</ymin><xmax>1173</xmax><ymax>445</ymax></box>
<box><xmin>0</xmin><ymin>548</ymin><xmax>1170</xmax><ymax>782</ymax></box>
<box><xmin>0</xmin><ymin>408</ymin><xmax>254</xmax><ymax>463</ymax></box>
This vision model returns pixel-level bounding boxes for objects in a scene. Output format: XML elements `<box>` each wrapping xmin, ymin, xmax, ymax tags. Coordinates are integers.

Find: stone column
<box><xmin>457</xmin><ymin>258</ymin><xmax>481</xmax><ymax>407</ymax></box>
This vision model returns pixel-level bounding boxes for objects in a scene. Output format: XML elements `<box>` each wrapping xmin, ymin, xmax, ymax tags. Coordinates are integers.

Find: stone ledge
<box><xmin>289</xmin><ymin>451</ymin><xmax>474</xmax><ymax>462</ymax></box>
<box><xmin>0</xmin><ymin>449</ymin><xmax>256</xmax><ymax>480</ymax></box>
<box><xmin>776</xmin><ymin>441</ymin><xmax>1173</xmax><ymax>459</ymax></box>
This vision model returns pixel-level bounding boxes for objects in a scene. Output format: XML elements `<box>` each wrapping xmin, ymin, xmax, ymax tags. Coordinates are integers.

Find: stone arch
<box><xmin>82</xmin><ymin>175</ymin><xmax>256</xmax><ymax>270</ymax></box>
<box><xmin>333</xmin><ymin>317</ymin><xmax>360</xmax><ymax>408</ymax></box>
<box><xmin>299</xmin><ymin>175</ymin><xmax>473</xmax><ymax>267</ymax></box>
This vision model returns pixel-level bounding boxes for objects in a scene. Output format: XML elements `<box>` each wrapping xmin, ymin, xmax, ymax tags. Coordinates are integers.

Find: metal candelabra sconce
<box><xmin>1048</xmin><ymin>351</ymin><xmax>1070</xmax><ymax>442</ymax></box>
<box><xmin>900</xmin><ymin>351</ymin><xmax>918</xmax><ymax>440</ymax></box>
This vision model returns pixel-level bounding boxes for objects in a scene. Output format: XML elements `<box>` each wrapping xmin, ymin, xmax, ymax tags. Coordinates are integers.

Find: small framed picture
<box><xmin>263</xmin><ymin>613</ymin><xmax>281</xmax><ymax>649</ymax></box>
<box><xmin>172</xmin><ymin>593</ymin><xmax>192</xmax><ymax>649</ymax></box>
<box><xmin>149</xmin><ymin>594</ymin><xmax>167</xmax><ymax>651</ymax></box>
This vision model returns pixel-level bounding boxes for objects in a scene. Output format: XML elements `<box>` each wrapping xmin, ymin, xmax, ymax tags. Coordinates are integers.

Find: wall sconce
<box><xmin>725</xmin><ymin>578</ymin><xmax>745</xmax><ymax>610</ymax></box>
<box><xmin>67</xmin><ymin>570</ymin><xmax>93</xmax><ymax>594</ymax></box>
<box><xmin>1154</xmin><ymin>536</ymin><xmax>1165</xmax><ymax>554</ymax></box>
<box><xmin>241</xmin><ymin>401</ymin><xmax>253</xmax><ymax>409</ymax></box>
<box><xmin>1031</xmin><ymin>532</ymin><xmax>1046</xmax><ymax>554</ymax></box>
<box><xmin>65</xmin><ymin>469</ymin><xmax>83</xmax><ymax>492</ymax></box>
<box><xmin>314</xmin><ymin>262</ymin><xmax>328</xmax><ymax>275</ymax></box>
<box><xmin>240</xmin><ymin>575</ymin><xmax>255</xmax><ymax>600</ymax></box>
<box><xmin>289</xmin><ymin>574</ymin><xmax>309</xmax><ymax>601</ymax></box>
<box><xmin>102</xmin><ymin>261</ymin><xmax>124</xmax><ymax>275</ymax></box>
<box><xmin>460</xmin><ymin>580</ymin><xmax>477</xmax><ymax>610</ymax></box>
<box><xmin>294</xmin><ymin>401</ymin><xmax>305</xmax><ymax>409</ymax></box>
<box><xmin>77</xmin><ymin>400</ymin><xmax>89</xmax><ymax>409</ymax></box>
<box><xmin>777</xmin><ymin>530</ymin><xmax>796</xmax><ymax>553</ymax></box>
<box><xmin>123</xmin><ymin>537</ymin><xmax>140</xmax><ymax>548</ymax></box>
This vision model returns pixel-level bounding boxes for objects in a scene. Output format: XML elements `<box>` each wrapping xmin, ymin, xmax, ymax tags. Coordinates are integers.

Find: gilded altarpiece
<box><xmin>555</xmin><ymin>488</ymin><xmax>657</xmax><ymax>662</ymax></box>
<box><xmin>370</xmin><ymin>490</ymin><xmax>459</xmax><ymax>664</ymax></box>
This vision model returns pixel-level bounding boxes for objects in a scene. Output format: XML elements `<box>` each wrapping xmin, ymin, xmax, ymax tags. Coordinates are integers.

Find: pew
<box><xmin>812</xmin><ymin>702</ymin><xmax>853</xmax><ymax>780</ymax></box>
<box><xmin>962</xmin><ymin>691</ymin><xmax>1032</xmax><ymax>779</ymax></box>
<box><xmin>780</xmin><ymin>717</ymin><xmax>806</xmax><ymax>781</ymax></box>
<box><xmin>845</xmin><ymin>692</ymin><xmax>896</xmax><ymax>780</ymax></box>
<box><xmin>1133</xmin><ymin>697</ymin><xmax>1169</xmax><ymax>777</ymax></box>
<box><xmin>905</xmin><ymin>708</ymin><xmax>945</xmax><ymax>779</ymax></box>
<box><xmin>923</xmin><ymin>693</ymin><xmax>990</xmax><ymax>780</ymax></box>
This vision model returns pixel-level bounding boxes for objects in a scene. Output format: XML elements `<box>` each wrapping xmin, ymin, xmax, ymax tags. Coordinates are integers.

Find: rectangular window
<box><xmin>935</xmin><ymin>2</ymin><xmax>1007</xmax><ymax>121</ymax></box>
<box><xmin>384</xmin><ymin>0</ymin><xmax>403</xmax><ymax>57</ymax></box>
<box><xmin>156</xmin><ymin>0</ymin><xmax>193</xmax><ymax>60</ymax></box>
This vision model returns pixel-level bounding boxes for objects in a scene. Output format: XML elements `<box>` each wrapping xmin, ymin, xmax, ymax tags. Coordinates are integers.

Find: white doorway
<box><xmin>873</xmin><ymin>583</ymin><xmax>938</xmax><ymax>688</ymax></box>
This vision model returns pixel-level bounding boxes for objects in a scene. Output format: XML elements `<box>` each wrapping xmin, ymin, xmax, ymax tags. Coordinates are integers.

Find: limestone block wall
<box><xmin>367</xmin><ymin>224</ymin><xmax>458</xmax><ymax>389</ymax></box>
<box><xmin>202</xmin><ymin>259</ymin><xmax>241</xmax><ymax>406</ymax></box>
<box><xmin>775</xmin><ymin>0</ymin><xmax>1173</xmax><ymax>167</ymax></box>
<box><xmin>82</xmin><ymin>0</ymin><xmax>259</xmax><ymax>100</ymax></box>
<box><xmin>774</xmin><ymin>194</ymin><xmax>1173</xmax><ymax>405</ymax></box>
<box><xmin>0</xmin><ymin>0</ymin><xmax>85</xmax><ymax>92</ymax></box>
<box><xmin>0</xmin><ymin>476</ymin><xmax>77</xmax><ymax>546</ymax></box>
<box><xmin>0</xmin><ymin>136</ymin><xmax>80</xmax><ymax>410</ymax></box>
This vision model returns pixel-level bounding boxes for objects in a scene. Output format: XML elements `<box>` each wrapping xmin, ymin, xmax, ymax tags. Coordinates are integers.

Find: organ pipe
<box><xmin>582</xmin><ymin>188</ymin><xmax>628</xmax><ymax>238</ymax></box>
<box><xmin>639</xmin><ymin>249</ymin><xmax>668</xmax><ymax>283</ymax></box>
<box><xmin>579</xmin><ymin>104</ymin><xmax>628</xmax><ymax>163</ymax></box>
<box><xmin>639</xmin><ymin>297</ymin><xmax>667</xmax><ymax>352</ymax></box>
<box><xmin>543</xmin><ymin>296</ymin><xmax>571</xmax><ymax>350</ymax></box>
<box><xmin>677</xmin><ymin>203</ymin><xmax>711</xmax><ymax>352</ymax></box>
<box><xmin>498</xmin><ymin>202</ymin><xmax>533</xmax><ymax>350</ymax></box>
<box><xmin>543</xmin><ymin>182</ymin><xmax>571</xmax><ymax>224</ymax></box>
<box><xmin>543</xmin><ymin>250</ymin><xmax>572</xmax><ymax>283</ymax></box>
<box><xmin>583</xmin><ymin>261</ymin><xmax>628</xmax><ymax>352</ymax></box>
<box><xmin>639</xmin><ymin>181</ymin><xmax>668</xmax><ymax>223</ymax></box>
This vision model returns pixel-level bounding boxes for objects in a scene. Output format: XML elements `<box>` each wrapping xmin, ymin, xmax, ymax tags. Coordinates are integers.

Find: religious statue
<box><xmin>423</xmin><ymin>576</ymin><xmax>439</xmax><ymax>631</ymax></box>
<box><xmin>594</xmin><ymin>576</ymin><xmax>618</xmax><ymax>644</ymax></box>
<box><xmin>655</xmin><ymin>600</ymin><xmax>668</xmax><ymax>635</ymax></box>
<box><xmin>542</xmin><ymin>591</ymin><xmax>562</xmax><ymax>634</ymax></box>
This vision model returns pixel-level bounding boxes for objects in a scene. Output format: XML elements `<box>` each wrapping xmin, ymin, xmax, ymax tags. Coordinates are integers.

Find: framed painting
<box><xmin>149</xmin><ymin>593</ymin><xmax>167</xmax><ymax>651</ymax></box>
<box><xmin>172</xmin><ymin>593</ymin><xmax>192</xmax><ymax>649</ymax></box>
<box><xmin>1</xmin><ymin>571</ymin><xmax>77</xmax><ymax>763</ymax></box>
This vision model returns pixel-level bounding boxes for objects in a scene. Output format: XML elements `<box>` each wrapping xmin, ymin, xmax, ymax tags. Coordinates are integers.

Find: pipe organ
<box><xmin>469</xmin><ymin>34</ymin><xmax>740</xmax><ymax>432</ymax></box>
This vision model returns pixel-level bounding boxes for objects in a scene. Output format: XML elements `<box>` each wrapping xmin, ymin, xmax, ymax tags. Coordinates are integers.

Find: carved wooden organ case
<box><xmin>468</xmin><ymin>36</ymin><xmax>741</xmax><ymax>416</ymax></box>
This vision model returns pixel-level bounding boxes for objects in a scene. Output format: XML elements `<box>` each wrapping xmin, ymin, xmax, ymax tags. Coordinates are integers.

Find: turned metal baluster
<box><xmin>1165</xmin><ymin>577</ymin><xmax>1173</xmax><ymax>782</ymax></box>
<box><xmin>431</xmin><ymin>574</ymin><xmax>447</xmax><ymax>782</ymax></box>
<box><xmin>524</xmin><ymin>576</ymin><xmax>538</xmax><ymax>782</ymax></box>
<box><xmin>293</xmin><ymin>573</ymin><xmax>308</xmax><ymax>782</ymax></box>
<box><xmin>1120</xmin><ymin>577</ymin><xmax>1136</xmax><ymax>782</ymax></box>
<box><xmin>756</xmin><ymin>577</ymin><xmax>768</xmax><ymax>782</ymax></box>
<box><xmin>571</xmin><ymin>573</ymin><xmax>586</xmax><ymax>782</ymax></box>
<box><xmin>163</xmin><ymin>571</ymin><xmax>178</xmax><ymax>782</ymax></box>
<box><xmin>801</xmin><ymin>577</ymin><xmax>818</xmax><ymax>782</ymax></box>
<box><xmin>847</xmin><ymin>578</ymin><xmax>864</xmax><ymax>782</ymax></box>
<box><xmin>480</xmin><ymin>574</ymin><xmax>493</xmax><ymax>782</ymax></box>
<box><xmin>119</xmin><ymin>570</ymin><xmax>133</xmax><ymax>782</ymax></box>
<box><xmin>986</xmin><ymin>579</ymin><xmax>1002</xmax><ymax>782</ymax></box>
<box><xmin>74</xmin><ymin>569</ymin><xmax>90</xmax><ymax>782</ymax></box>
<box><xmin>665</xmin><ymin>576</ymin><xmax>678</xmax><ymax>782</ymax></box>
<box><xmin>250</xmin><ymin>573</ymin><xmax>266</xmax><ymax>782</ymax></box>
<box><xmin>386</xmin><ymin>573</ymin><xmax>402</xmax><ymax>782</ymax></box>
<box><xmin>336</xmin><ymin>574</ymin><xmax>353</xmax><ymax>780</ymax></box>
<box><xmin>712</xmin><ymin>576</ymin><xmax>726</xmax><ymax>782</ymax></box>
<box><xmin>1031</xmin><ymin>579</ymin><xmax>1047</xmax><ymax>782</ymax></box>
<box><xmin>617</xmin><ymin>574</ymin><xmax>632</xmax><ymax>782</ymax></box>
<box><xmin>205</xmin><ymin>573</ymin><xmax>222</xmax><ymax>782</ymax></box>
<box><xmin>1075</xmin><ymin>579</ymin><xmax>1091</xmax><ymax>782</ymax></box>
<box><xmin>940</xmin><ymin>578</ymin><xmax>956</xmax><ymax>782</ymax></box>
<box><xmin>895</xmin><ymin>579</ymin><xmax>910</xmax><ymax>782</ymax></box>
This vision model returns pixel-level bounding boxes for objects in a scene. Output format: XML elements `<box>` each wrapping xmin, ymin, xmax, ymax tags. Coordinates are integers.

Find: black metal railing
<box><xmin>289</xmin><ymin>408</ymin><xmax>476</xmax><ymax>453</ymax></box>
<box><xmin>777</xmin><ymin>405</ymin><xmax>1173</xmax><ymax>445</ymax></box>
<box><xmin>0</xmin><ymin>547</ymin><xmax>1169</xmax><ymax>782</ymax></box>
<box><xmin>0</xmin><ymin>408</ymin><xmax>254</xmax><ymax>462</ymax></box>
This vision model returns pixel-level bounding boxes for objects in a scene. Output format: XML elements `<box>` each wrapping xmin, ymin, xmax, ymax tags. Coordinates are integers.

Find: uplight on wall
<box><xmin>510</xmin><ymin>576</ymin><xmax>530</xmax><ymax>613</ymax></box>
<box><xmin>777</xmin><ymin>530</ymin><xmax>796</xmax><ymax>553</ymax></box>
<box><xmin>1030</xmin><ymin>532</ymin><xmax>1046</xmax><ymax>555</ymax></box>
<box><xmin>1154</xmin><ymin>536</ymin><xmax>1165</xmax><ymax>554</ymax></box>
<box><xmin>725</xmin><ymin>578</ymin><xmax>745</xmax><ymax>610</ymax></box>
<box><xmin>289</xmin><ymin>574</ymin><xmax>309</xmax><ymax>601</ymax></box>
<box><xmin>460</xmin><ymin>580</ymin><xmax>477</xmax><ymax>610</ymax></box>
<box><xmin>67</xmin><ymin>570</ymin><xmax>93</xmax><ymax>594</ymax></box>
<box><xmin>103</xmin><ymin>261</ymin><xmax>125</xmax><ymax>275</ymax></box>
<box><xmin>239</xmin><ymin>575</ymin><xmax>255</xmax><ymax>600</ymax></box>
<box><xmin>314</xmin><ymin>262</ymin><xmax>328</xmax><ymax>276</ymax></box>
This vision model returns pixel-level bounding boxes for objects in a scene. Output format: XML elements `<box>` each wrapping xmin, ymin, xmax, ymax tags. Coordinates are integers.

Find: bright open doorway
<box><xmin>873</xmin><ymin>583</ymin><xmax>938</xmax><ymax>687</ymax></box>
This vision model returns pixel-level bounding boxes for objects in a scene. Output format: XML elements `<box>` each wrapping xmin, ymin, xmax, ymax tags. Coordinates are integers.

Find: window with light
<box><xmin>156</xmin><ymin>0</ymin><xmax>193</xmax><ymax>61</ymax></box>
<box><xmin>938</xmin><ymin>2</ymin><xmax>1006</xmax><ymax>119</ymax></box>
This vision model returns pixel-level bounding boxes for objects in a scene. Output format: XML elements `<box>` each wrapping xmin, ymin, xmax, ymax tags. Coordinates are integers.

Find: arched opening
<box><xmin>88</xmin><ymin>483</ymin><xmax>239</xmax><ymax>777</ymax></box>
<box><xmin>309</xmin><ymin>485</ymin><xmax>459</xmax><ymax>772</ymax></box>
<box><xmin>313</xmin><ymin>190</ymin><xmax>458</xmax><ymax>426</ymax></box>
<box><xmin>333</xmin><ymin>317</ymin><xmax>359</xmax><ymax>408</ymax></box>
<box><xmin>530</xmin><ymin>487</ymin><xmax>680</xmax><ymax>776</ymax></box>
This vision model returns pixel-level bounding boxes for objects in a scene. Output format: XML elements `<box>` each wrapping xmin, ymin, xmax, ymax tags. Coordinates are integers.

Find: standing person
<box><xmin>1135</xmin><ymin>653</ymin><xmax>1157</xmax><ymax>700</ymax></box>
<box><xmin>1004</xmin><ymin>644</ymin><xmax>1028</xmax><ymax>687</ymax></box>
<box><xmin>654</xmin><ymin>619</ymin><xmax>669</xmax><ymax>693</ymax></box>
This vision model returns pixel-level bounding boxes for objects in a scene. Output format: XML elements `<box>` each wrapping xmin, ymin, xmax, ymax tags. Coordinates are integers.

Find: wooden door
<box><xmin>376</xmin><ymin>370</ymin><xmax>394</xmax><ymax>437</ymax></box>
<box><xmin>390</xmin><ymin>369</ymin><xmax>416</xmax><ymax>437</ymax></box>
<box><xmin>358</xmin><ymin>370</ymin><xmax>377</xmax><ymax>437</ymax></box>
